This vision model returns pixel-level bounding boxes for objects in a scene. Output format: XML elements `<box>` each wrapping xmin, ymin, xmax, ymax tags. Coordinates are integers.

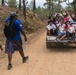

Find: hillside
<box><xmin>0</xmin><ymin>5</ymin><xmax>47</xmax><ymax>43</ymax></box>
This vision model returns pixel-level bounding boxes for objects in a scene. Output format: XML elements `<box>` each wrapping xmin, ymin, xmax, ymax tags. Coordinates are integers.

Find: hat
<box><xmin>10</xmin><ymin>12</ymin><xmax>16</xmax><ymax>17</ymax></box>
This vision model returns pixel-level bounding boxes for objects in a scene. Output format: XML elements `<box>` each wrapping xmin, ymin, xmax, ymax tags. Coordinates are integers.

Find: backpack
<box><xmin>4</xmin><ymin>18</ymin><xmax>17</xmax><ymax>38</ymax></box>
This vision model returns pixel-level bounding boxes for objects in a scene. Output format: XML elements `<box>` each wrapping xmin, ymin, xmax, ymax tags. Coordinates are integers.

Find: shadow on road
<box><xmin>47</xmin><ymin>44</ymin><xmax>76</xmax><ymax>53</ymax></box>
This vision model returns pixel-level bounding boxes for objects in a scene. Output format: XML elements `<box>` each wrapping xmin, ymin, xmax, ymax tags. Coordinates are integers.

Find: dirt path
<box><xmin>0</xmin><ymin>31</ymin><xmax>76</xmax><ymax>75</ymax></box>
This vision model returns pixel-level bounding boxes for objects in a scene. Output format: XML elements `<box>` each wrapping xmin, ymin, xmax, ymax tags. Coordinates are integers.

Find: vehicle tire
<box><xmin>75</xmin><ymin>42</ymin><xmax>76</xmax><ymax>48</ymax></box>
<box><xmin>46</xmin><ymin>42</ymin><xmax>51</xmax><ymax>49</ymax></box>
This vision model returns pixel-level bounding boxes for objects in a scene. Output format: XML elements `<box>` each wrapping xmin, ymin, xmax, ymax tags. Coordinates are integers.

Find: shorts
<box><xmin>58</xmin><ymin>32</ymin><xmax>66</xmax><ymax>35</ymax></box>
<box><xmin>5</xmin><ymin>40</ymin><xmax>23</xmax><ymax>53</ymax></box>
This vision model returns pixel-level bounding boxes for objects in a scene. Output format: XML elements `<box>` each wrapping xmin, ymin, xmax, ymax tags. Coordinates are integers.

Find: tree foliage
<box><xmin>71</xmin><ymin>0</ymin><xmax>76</xmax><ymax>11</ymax></box>
<box><xmin>44</xmin><ymin>0</ymin><xmax>67</xmax><ymax>15</ymax></box>
<box><xmin>36</xmin><ymin>6</ymin><xmax>50</xmax><ymax>20</ymax></box>
<box><xmin>8</xmin><ymin>0</ymin><xmax>17</xmax><ymax>8</ymax></box>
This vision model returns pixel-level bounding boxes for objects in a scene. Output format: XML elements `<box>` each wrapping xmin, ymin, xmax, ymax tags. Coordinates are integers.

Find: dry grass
<box><xmin>0</xmin><ymin>5</ymin><xmax>47</xmax><ymax>43</ymax></box>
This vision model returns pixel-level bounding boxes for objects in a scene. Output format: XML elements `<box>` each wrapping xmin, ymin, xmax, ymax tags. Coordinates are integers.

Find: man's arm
<box><xmin>20</xmin><ymin>28</ymin><xmax>27</xmax><ymax>41</ymax></box>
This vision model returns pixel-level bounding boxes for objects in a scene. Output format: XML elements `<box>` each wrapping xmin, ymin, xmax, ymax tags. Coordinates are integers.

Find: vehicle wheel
<box><xmin>46</xmin><ymin>42</ymin><xmax>52</xmax><ymax>49</ymax></box>
<box><xmin>75</xmin><ymin>42</ymin><xmax>76</xmax><ymax>48</ymax></box>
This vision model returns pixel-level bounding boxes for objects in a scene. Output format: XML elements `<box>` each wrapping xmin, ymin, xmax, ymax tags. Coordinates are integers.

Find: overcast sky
<box><xmin>28</xmin><ymin>0</ymin><xmax>73</xmax><ymax>8</ymax></box>
<box><xmin>17</xmin><ymin>0</ymin><xmax>73</xmax><ymax>8</ymax></box>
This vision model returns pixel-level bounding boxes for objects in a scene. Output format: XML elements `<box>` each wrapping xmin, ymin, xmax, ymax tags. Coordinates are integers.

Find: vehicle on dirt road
<box><xmin>46</xmin><ymin>23</ymin><xmax>76</xmax><ymax>48</ymax></box>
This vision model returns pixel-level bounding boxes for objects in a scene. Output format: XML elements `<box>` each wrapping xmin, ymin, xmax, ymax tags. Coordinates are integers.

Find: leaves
<box><xmin>71</xmin><ymin>0</ymin><xmax>76</xmax><ymax>11</ymax></box>
<box><xmin>8</xmin><ymin>0</ymin><xmax>17</xmax><ymax>8</ymax></box>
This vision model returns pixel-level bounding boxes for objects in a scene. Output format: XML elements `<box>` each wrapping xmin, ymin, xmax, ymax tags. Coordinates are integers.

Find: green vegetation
<box><xmin>71</xmin><ymin>0</ymin><xmax>76</xmax><ymax>11</ymax></box>
<box><xmin>0</xmin><ymin>0</ymin><xmax>75</xmax><ymax>41</ymax></box>
<box><xmin>8</xmin><ymin>0</ymin><xmax>17</xmax><ymax>8</ymax></box>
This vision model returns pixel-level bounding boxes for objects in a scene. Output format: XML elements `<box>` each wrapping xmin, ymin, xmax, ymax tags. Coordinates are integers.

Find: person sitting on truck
<box><xmin>56</xmin><ymin>13</ymin><xmax>64</xmax><ymax>22</ymax></box>
<box><xmin>71</xmin><ymin>11</ymin><xmax>76</xmax><ymax>22</ymax></box>
<box><xmin>55</xmin><ymin>20</ymin><xmax>66</xmax><ymax>42</ymax></box>
<box><xmin>48</xmin><ymin>14</ymin><xmax>56</xmax><ymax>25</ymax></box>
<box><xmin>65</xmin><ymin>21</ymin><xmax>75</xmax><ymax>39</ymax></box>
<box><xmin>55</xmin><ymin>20</ymin><xmax>60</xmax><ymax>28</ymax></box>
<box><xmin>64</xmin><ymin>14</ymin><xmax>69</xmax><ymax>23</ymax></box>
<box><xmin>46</xmin><ymin>20</ymin><xmax>57</xmax><ymax>36</ymax></box>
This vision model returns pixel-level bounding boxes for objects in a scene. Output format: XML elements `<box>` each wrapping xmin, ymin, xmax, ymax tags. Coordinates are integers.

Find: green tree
<box><xmin>44</xmin><ymin>0</ymin><xmax>51</xmax><ymax>15</ymax></box>
<box><xmin>71</xmin><ymin>0</ymin><xmax>76</xmax><ymax>11</ymax></box>
<box><xmin>8</xmin><ymin>0</ymin><xmax>17</xmax><ymax>8</ymax></box>
<box><xmin>23</xmin><ymin>0</ymin><xmax>26</xmax><ymax>18</ymax></box>
<box><xmin>1</xmin><ymin>0</ymin><xmax>5</xmax><ymax>5</ymax></box>
<box><xmin>36</xmin><ymin>6</ymin><xmax>48</xmax><ymax>19</ymax></box>
<box><xmin>65</xmin><ymin>6</ymin><xmax>74</xmax><ymax>13</ymax></box>
<box><xmin>44</xmin><ymin>0</ymin><xmax>67</xmax><ymax>15</ymax></box>
<box><xmin>54</xmin><ymin>3</ymin><xmax>63</xmax><ymax>13</ymax></box>
<box><xmin>19</xmin><ymin>0</ymin><xmax>21</xmax><ymax>10</ymax></box>
<box><xmin>29</xmin><ymin>1</ymin><xmax>33</xmax><ymax>10</ymax></box>
<box><xmin>33</xmin><ymin>0</ymin><xmax>36</xmax><ymax>16</ymax></box>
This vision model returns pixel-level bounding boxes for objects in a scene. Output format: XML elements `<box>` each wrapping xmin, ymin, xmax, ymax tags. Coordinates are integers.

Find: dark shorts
<box><xmin>5</xmin><ymin>40</ymin><xmax>23</xmax><ymax>53</ymax></box>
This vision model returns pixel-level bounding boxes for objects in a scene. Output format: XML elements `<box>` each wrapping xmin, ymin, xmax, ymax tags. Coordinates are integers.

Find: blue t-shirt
<box><xmin>6</xmin><ymin>17</ymin><xmax>23</xmax><ymax>40</ymax></box>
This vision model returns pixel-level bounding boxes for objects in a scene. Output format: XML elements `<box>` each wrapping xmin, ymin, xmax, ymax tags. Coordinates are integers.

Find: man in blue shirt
<box><xmin>5</xmin><ymin>12</ymin><xmax>29</xmax><ymax>70</ymax></box>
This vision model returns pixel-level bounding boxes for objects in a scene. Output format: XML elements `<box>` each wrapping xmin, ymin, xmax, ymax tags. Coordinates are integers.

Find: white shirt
<box><xmin>56</xmin><ymin>23</ymin><xmax>60</xmax><ymax>27</ymax></box>
<box><xmin>46</xmin><ymin>24</ymin><xmax>56</xmax><ymax>30</ymax></box>
<box><xmin>59</xmin><ymin>24</ymin><xmax>66</xmax><ymax>33</ymax></box>
<box><xmin>68</xmin><ymin>26</ymin><xmax>75</xmax><ymax>33</ymax></box>
<box><xmin>68</xmin><ymin>15</ymin><xmax>73</xmax><ymax>22</ymax></box>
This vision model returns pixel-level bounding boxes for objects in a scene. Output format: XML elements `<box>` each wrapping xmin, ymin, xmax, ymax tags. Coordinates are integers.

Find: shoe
<box><xmin>23</xmin><ymin>56</ymin><xmax>29</xmax><ymax>63</ymax></box>
<box><xmin>57</xmin><ymin>39</ymin><xmax>60</xmax><ymax>42</ymax></box>
<box><xmin>8</xmin><ymin>64</ymin><xmax>12</xmax><ymax>70</ymax></box>
<box><xmin>54</xmin><ymin>40</ymin><xmax>57</xmax><ymax>42</ymax></box>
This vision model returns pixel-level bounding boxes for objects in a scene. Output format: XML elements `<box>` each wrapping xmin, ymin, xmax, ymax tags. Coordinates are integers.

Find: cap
<box><xmin>10</xmin><ymin>12</ymin><xmax>16</xmax><ymax>17</ymax></box>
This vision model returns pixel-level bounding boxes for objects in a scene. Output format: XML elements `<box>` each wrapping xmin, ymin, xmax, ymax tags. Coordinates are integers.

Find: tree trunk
<box><xmin>19</xmin><ymin>0</ymin><xmax>21</xmax><ymax>10</ymax></box>
<box><xmin>33</xmin><ymin>0</ymin><xmax>36</xmax><ymax>16</ymax></box>
<box><xmin>23</xmin><ymin>0</ymin><xmax>26</xmax><ymax>18</ymax></box>
<box><xmin>49</xmin><ymin>0</ymin><xmax>51</xmax><ymax>16</ymax></box>
<box><xmin>2</xmin><ymin>0</ymin><xmax>5</xmax><ymax>5</ymax></box>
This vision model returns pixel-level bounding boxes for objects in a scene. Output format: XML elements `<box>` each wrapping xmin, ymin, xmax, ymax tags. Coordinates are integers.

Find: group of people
<box><xmin>46</xmin><ymin>11</ymin><xmax>76</xmax><ymax>42</ymax></box>
<box><xmin>0</xmin><ymin>10</ymin><xmax>76</xmax><ymax>70</ymax></box>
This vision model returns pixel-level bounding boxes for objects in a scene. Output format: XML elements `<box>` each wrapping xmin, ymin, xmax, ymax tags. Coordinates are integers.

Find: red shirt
<box><xmin>64</xmin><ymin>25</ymin><xmax>70</xmax><ymax>30</ymax></box>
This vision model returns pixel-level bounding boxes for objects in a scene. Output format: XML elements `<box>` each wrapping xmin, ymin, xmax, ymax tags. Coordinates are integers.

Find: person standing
<box><xmin>4</xmin><ymin>12</ymin><xmax>29</xmax><ymax>70</ymax></box>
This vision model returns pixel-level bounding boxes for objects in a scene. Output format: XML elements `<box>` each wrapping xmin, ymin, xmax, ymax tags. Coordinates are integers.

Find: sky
<box><xmin>17</xmin><ymin>0</ymin><xmax>73</xmax><ymax>8</ymax></box>
<box><xmin>61</xmin><ymin>0</ymin><xmax>73</xmax><ymax>8</ymax></box>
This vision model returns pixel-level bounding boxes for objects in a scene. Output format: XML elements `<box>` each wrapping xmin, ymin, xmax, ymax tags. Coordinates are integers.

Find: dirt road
<box><xmin>0</xmin><ymin>31</ymin><xmax>76</xmax><ymax>75</ymax></box>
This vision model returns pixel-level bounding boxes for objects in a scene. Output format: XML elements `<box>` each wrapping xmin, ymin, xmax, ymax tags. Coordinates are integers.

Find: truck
<box><xmin>46</xmin><ymin>23</ymin><xmax>76</xmax><ymax>48</ymax></box>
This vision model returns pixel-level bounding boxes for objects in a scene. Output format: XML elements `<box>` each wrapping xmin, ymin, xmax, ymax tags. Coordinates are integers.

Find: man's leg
<box><xmin>8</xmin><ymin>52</ymin><xmax>12</xmax><ymax>70</ymax></box>
<box><xmin>66</xmin><ymin>31</ymin><xmax>70</xmax><ymax>39</ymax></box>
<box><xmin>19</xmin><ymin>50</ymin><xmax>25</xmax><ymax>58</ymax></box>
<box><xmin>56</xmin><ymin>35</ymin><xmax>62</xmax><ymax>40</ymax></box>
<box><xmin>47</xmin><ymin>30</ymin><xmax>50</xmax><ymax>36</ymax></box>
<box><xmin>70</xmin><ymin>33</ymin><xmax>75</xmax><ymax>39</ymax></box>
<box><xmin>60</xmin><ymin>34</ymin><xmax>66</xmax><ymax>40</ymax></box>
<box><xmin>19</xmin><ymin>50</ymin><xmax>29</xmax><ymax>63</ymax></box>
<box><xmin>53</xmin><ymin>30</ymin><xmax>57</xmax><ymax>36</ymax></box>
<box><xmin>50</xmin><ymin>29</ymin><xmax>53</xmax><ymax>35</ymax></box>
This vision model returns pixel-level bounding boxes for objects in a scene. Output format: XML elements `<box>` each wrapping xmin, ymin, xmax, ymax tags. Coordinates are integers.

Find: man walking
<box><xmin>4</xmin><ymin>12</ymin><xmax>29</xmax><ymax>70</ymax></box>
